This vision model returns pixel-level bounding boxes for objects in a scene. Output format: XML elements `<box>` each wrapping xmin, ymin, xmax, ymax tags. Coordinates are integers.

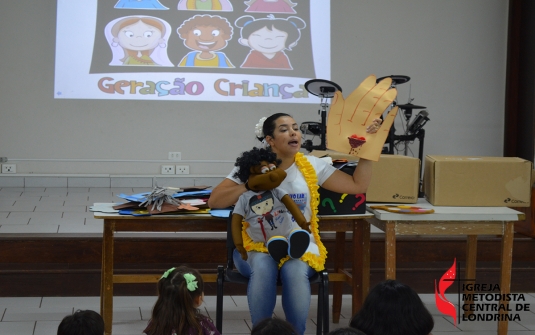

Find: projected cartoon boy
<box><xmin>176</xmin><ymin>15</ymin><xmax>234</xmax><ymax>68</ymax></box>
<box><xmin>235</xmin><ymin>15</ymin><xmax>305</xmax><ymax>70</ymax></box>
<box><xmin>114</xmin><ymin>0</ymin><xmax>168</xmax><ymax>10</ymax></box>
<box><xmin>177</xmin><ymin>0</ymin><xmax>233</xmax><ymax>11</ymax></box>
<box><xmin>106</xmin><ymin>16</ymin><xmax>173</xmax><ymax>66</ymax></box>
<box><xmin>244</xmin><ymin>0</ymin><xmax>297</xmax><ymax>14</ymax></box>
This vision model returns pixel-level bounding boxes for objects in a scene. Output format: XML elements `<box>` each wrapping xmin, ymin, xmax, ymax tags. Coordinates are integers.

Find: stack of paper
<box><xmin>113</xmin><ymin>186</ymin><xmax>212</xmax><ymax>216</ymax></box>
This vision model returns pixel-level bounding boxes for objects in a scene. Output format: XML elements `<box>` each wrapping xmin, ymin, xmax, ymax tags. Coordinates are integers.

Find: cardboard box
<box><xmin>366</xmin><ymin>154</ymin><xmax>420</xmax><ymax>203</ymax></box>
<box><xmin>424</xmin><ymin>155</ymin><xmax>533</xmax><ymax>207</ymax></box>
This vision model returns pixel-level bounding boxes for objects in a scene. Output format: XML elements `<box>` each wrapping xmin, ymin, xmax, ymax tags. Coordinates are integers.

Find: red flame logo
<box><xmin>435</xmin><ymin>258</ymin><xmax>457</xmax><ymax>325</ymax></box>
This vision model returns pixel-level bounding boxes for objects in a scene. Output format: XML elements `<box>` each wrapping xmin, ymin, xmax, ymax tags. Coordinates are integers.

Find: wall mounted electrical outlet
<box><xmin>161</xmin><ymin>165</ymin><xmax>175</xmax><ymax>174</ymax></box>
<box><xmin>1</xmin><ymin>164</ymin><xmax>16</xmax><ymax>173</ymax></box>
<box><xmin>176</xmin><ymin>165</ymin><xmax>189</xmax><ymax>174</ymax></box>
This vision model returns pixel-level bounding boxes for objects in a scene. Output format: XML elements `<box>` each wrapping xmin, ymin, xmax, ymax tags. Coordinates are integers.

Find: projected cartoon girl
<box><xmin>177</xmin><ymin>0</ymin><xmax>233</xmax><ymax>11</ymax></box>
<box><xmin>105</xmin><ymin>16</ymin><xmax>173</xmax><ymax>67</ymax></box>
<box><xmin>176</xmin><ymin>15</ymin><xmax>234</xmax><ymax>68</ymax></box>
<box><xmin>235</xmin><ymin>15</ymin><xmax>305</xmax><ymax>70</ymax></box>
<box><xmin>114</xmin><ymin>0</ymin><xmax>168</xmax><ymax>10</ymax></box>
<box><xmin>244</xmin><ymin>0</ymin><xmax>297</xmax><ymax>14</ymax></box>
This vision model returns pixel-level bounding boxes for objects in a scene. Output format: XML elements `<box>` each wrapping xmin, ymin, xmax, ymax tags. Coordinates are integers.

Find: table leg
<box><xmin>385</xmin><ymin>221</ymin><xmax>396</xmax><ymax>279</ymax></box>
<box><xmin>463</xmin><ymin>235</ymin><xmax>477</xmax><ymax>316</ymax></box>
<box><xmin>101</xmin><ymin>220</ymin><xmax>115</xmax><ymax>335</ymax></box>
<box><xmin>498</xmin><ymin>222</ymin><xmax>514</xmax><ymax>335</ymax></box>
<box><xmin>353</xmin><ymin>219</ymin><xmax>370</xmax><ymax>316</ymax></box>
<box><xmin>332</xmin><ymin>231</ymin><xmax>345</xmax><ymax>323</ymax></box>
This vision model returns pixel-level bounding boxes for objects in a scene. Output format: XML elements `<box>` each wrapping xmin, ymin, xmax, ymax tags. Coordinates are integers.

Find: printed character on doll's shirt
<box><xmin>249</xmin><ymin>191</ymin><xmax>277</xmax><ymax>230</ymax></box>
<box><xmin>235</xmin><ymin>188</ymin><xmax>303</xmax><ymax>244</ymax></box>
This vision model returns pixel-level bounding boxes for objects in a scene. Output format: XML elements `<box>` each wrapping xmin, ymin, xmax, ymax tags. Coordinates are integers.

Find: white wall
<box><xmin>0</xmin><ymin>0</ymin><xmax>509</xmax><ymax>177</ymax></box>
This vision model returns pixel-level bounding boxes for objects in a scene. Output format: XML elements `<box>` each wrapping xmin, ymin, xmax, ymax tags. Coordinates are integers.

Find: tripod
<box><xmin>378</xmin><ymin>75</ymin><xmax>429</xmax><ymax>197</ymax></box>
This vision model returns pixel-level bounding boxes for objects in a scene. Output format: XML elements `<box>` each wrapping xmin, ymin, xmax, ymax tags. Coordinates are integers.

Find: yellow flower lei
<box><xmin>241</xmin><ymin>152</ymin><xmax>327</xmax><ymax>271</ymax></box>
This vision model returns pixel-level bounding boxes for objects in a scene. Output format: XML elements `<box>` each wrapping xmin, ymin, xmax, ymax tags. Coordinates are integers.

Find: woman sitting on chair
<box><xmin>208</xmin><ymin>113</ymin><xmax>382</xmax><ymax>334</ymax></box>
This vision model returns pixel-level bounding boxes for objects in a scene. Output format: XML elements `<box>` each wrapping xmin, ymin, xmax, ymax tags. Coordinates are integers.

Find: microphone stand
<box><xmin>391</xmin><ymin>129</ymin><xmax>426</xmax><ymax>197</ymax></box>
<box><xmin>302</xmin><ymin>95</ymin><xmax>329</xmax><ymax>152</ymax></box>
<box><xmin>302</xmin><ymin>80</ymin><xmax>342</xmax><ymax>152</ymax></box>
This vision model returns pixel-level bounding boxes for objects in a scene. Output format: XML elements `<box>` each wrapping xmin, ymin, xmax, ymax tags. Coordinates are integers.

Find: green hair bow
<box><xmin>183</xmin><ymin>273</ymin><xmax>198</xmax><ymax>291</ymax></box>
<box><xmin>160</xmin><ymin>267</ymin><xmax>176</xmax><ymax>279</ymax></box>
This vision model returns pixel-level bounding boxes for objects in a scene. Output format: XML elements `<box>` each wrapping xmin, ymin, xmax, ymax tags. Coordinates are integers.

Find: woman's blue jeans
<box><xmin>233</xmin><ymin>249</ymin><xmax>315</xmax><ymax>335</ymax></box>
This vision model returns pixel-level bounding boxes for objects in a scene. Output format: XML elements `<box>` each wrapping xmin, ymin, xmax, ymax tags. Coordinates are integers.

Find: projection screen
<box><xmin>54</xmin><ymin>0</ymin><xmax>331</xmax><ymax>103</ymax></box>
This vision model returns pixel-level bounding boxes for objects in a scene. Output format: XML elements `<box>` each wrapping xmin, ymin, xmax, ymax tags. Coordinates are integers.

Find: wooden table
<box><xmin>318</xmin><ymin>213</ymin><xmax>374</xmax><ymax>323</ymax></box>
<box><xmin>94</xmin><ymin>207</ymin><xmax>373</xmax><ymax>334</ymax></box>
<box><xmin>94</xmin><ymin>210</ymin><xmax>227</xmax><ymax>335</ymax></box>
<box><xmin>366</xmin><ymin>199</ymin><xmax>525</xmax><ymax>335</ymax></box>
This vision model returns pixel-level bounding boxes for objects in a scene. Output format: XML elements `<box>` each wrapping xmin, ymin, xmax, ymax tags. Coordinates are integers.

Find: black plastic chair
<box><xmin>216</xmin><ymin>213</ymin><xmax>329</xmax><ymax>335</ymax></box>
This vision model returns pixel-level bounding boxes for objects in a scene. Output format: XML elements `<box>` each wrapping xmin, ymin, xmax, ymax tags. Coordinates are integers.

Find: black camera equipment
<box><xmin>301</xmin><ymin>79</ymin><xmax>342</xmax><ymax>152</ymax></box>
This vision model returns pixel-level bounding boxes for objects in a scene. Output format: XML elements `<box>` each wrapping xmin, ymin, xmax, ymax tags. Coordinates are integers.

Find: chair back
<box><xmin>226</xmin><ymin>212</ymin><xmax>236</xmax><ymax>271</ymax></box>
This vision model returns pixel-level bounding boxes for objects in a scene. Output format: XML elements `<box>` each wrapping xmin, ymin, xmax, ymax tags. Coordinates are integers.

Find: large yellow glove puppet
<box><xmin>326</xmin><ymin>75</ymin><xmax>399</xmax><ymax>161</ymax></box>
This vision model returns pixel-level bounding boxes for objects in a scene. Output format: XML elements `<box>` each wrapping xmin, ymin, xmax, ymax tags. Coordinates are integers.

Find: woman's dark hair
<box><xmin>233</xmin><ymin>147</ymin><xmax>281</xmax><ymax>183</ymax></box>
<box><xmin>144</xmin><ymin>266</ymin><xmax>205</xmax><ymax>335</ymax></box>
<box><xmin>349</xmin><ymin>280</ymin><xmax>434</xmax><ymax>335</ymax></box>
<box><xmin>235</xmin><ymin>15</ymin><xmax>306</xmax><ymax>51</ymax></box>
<box><xmin>328</xmin><ymin>327</ymin><xmax>367</xmax><ymax>335</ymax></box>
<box><xmin>257</xmin><ymin>113</ymin><xmax>292</xmax><ymax>142</ymax></box>
<box><xmin>251</xmin><ymin>317</ymin><xmax>297</xmax><ymax>335</ymax></box>
<box><xmin>57</xmin><ymin>310</ymin><xmax>104</xmax><ymax>335</ymax></box>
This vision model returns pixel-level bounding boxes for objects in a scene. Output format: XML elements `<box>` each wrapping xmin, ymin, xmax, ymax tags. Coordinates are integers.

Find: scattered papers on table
<box><xmin>112</xmin><ymin>185</ymin><xmax>212</xmax><ymax>216</ymax></box>
<box><xmin>89</xmin><ymin>203</ymin><xmax>120</xmax><ymax>213</ymax></box>
<box><xmin>116</xmin><ymin>189</ymin><xmax>212</xmax><ymax>203</ymax></box>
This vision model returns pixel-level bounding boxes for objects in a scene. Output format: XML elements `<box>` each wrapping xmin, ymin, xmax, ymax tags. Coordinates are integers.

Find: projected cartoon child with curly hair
<box><xmin>176</xmin><ymin>15</ymin><xmax>234</xmax><ymax>68</ymax></box>
<box><xmin>105</xmin><ymin>16</ymin><xmax>173</xmax><ymax>67</ymax></box>
<box><xmin>235</xmin><ymin>15</ymin><xmax>305</xmax><ymax>70</ymax></box>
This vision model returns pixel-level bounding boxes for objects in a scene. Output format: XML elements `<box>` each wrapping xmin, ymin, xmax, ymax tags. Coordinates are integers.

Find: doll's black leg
<box><xmin>267</xmin><ymin>237</ymin><xmax>289</xmax><ymax>263</ymax></box>
<box><xmin>288</xmin><ymin>229</ymin><xmax>310</xmax><ymax>259</ymax></box>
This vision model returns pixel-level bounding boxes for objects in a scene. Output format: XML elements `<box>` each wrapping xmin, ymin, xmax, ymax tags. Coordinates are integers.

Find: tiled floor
<box><xmin>0</xmin><ymin>187</ymin><xmax>534</xmax><ymax>334</ymax></box>
<box><xmin>0</xmin><ymin>294</ymin><xmax>534</xmax><ymax>335</ymax></box>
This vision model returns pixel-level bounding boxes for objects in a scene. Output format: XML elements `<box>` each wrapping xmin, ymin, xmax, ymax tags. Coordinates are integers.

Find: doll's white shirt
<box><xmin>233</xmin><ymin>188</ymin><xmax>301</xmax><ymax>243</ymax></box>
<box><xmin>227</xmin><ymin>155</ymin><xmax>336</xmax><ymax>255</ymax></box>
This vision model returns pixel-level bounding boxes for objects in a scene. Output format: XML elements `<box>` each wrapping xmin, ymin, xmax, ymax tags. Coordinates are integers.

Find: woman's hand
<box><xmin>366</xmin><ymin>118</ymin><xmax>383</xmax><ymax>134</ymax></box>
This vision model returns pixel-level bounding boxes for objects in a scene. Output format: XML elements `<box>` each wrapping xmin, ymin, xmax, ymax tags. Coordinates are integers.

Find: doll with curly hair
<box><xmin>231</xmin><ymin>147</ymin><xmax>311</xmax><ymax>263</ymax></box>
